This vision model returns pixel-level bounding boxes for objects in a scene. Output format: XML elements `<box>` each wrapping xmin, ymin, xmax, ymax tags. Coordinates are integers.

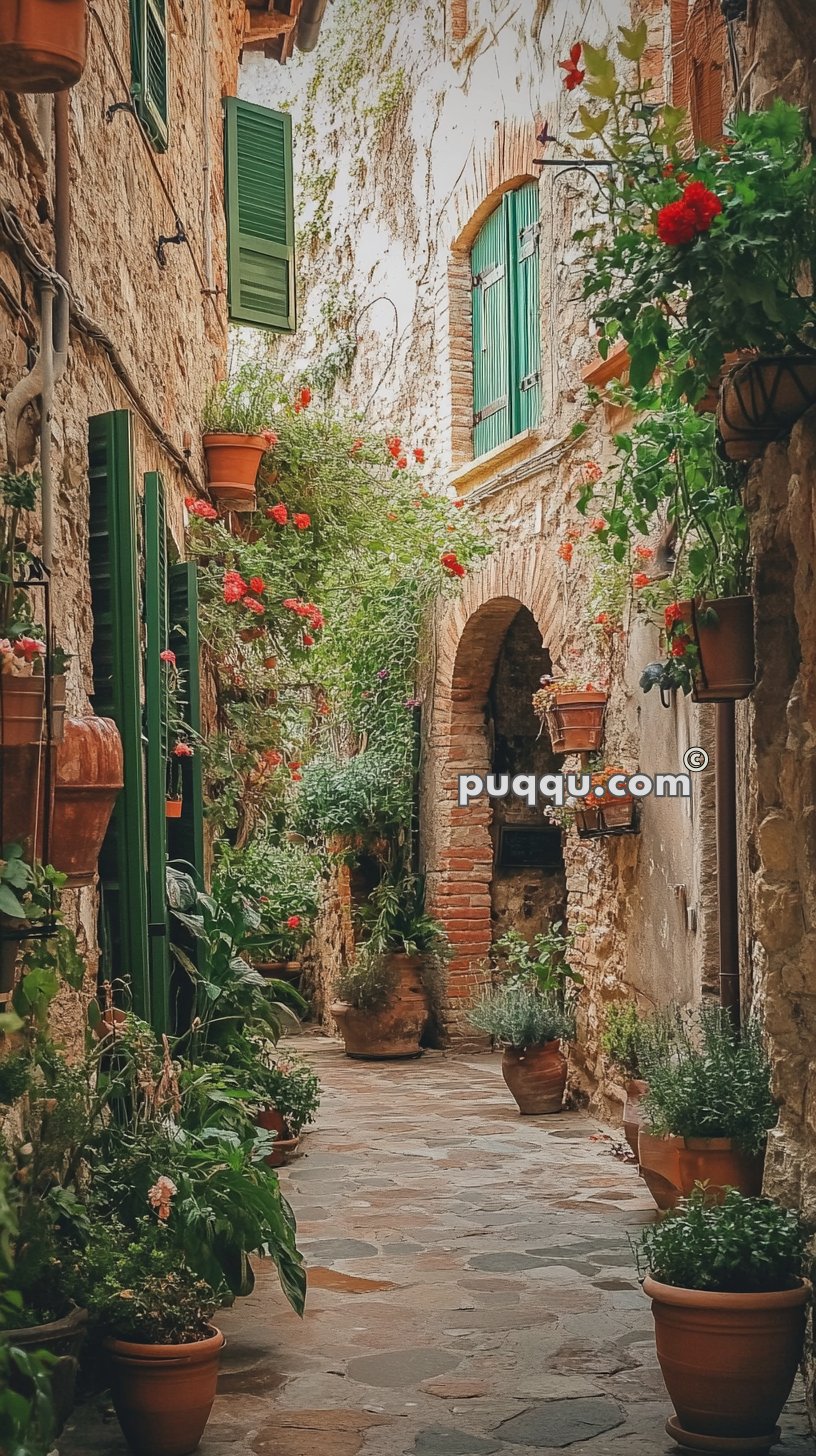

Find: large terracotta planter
<box><xmin>677</xmin><ymin>1137</ymin><xmax>765</xmax><ymax>1203</ymax></box>
<box><xmin>502</xmin><ymin>1040</ymin><xmax>568</xmax><ymax>1115</ymax></box>
<box><xmin>645</xmin><ymin>1275</ymin><xmax>810</xmax><ymax>1452</ymax></box>
<box><xmin>0</xmin><ymin>675</ymin><xmax>44</xmax><ymax>746</ymax></box>
<box><xmin>203</xmin><ymin>432</ymin><xmax>268</xmax><ymax>512</ymax></box>
<box><xmin>637</xmin><ymin>1131</ymin><xmax>683</xmax><ymax>1210</ymax></box>
<box><xmin>718</xmin><ymin>354</ymin><xmax>816</xmax><ymax>461</ymax></box>
<box><xmin>678</xmin><ymin>597</ymin><xmax>755</xmax><ymax>702</ymax></box>
<box><xmin>0</xmin><ymin>0</ymin><xmax>87</xmax><ymax>92</ymax></box>
<box><xmin>4</xmin><ymin>1305</ymin><xmax>87</xmax><ymax>1437</ymax></box>
<box><xmin>106</xmin><ymin>1324</ymin><xmax>224</xmax><ymax>1456</ymax></box>
<box><xmin>546</xmin><ymin>691</ymin><xmax>607</xmax><ymax>754</ymax></box>
<box><xmin>331</xmin><ymin>952</ymin><xmax>428</xmax><ymax>1059</ymax></box>
<box><xmin>256</xmin><ymin>1107</ymin><xmax>300</xmax><ymax>1167</ymax></box>
<box><xmin>623</xmin><ymin>1079</ymin><xmax>649</xmax><ymax>1158</ymax></box>
<box><xmin>49</xmin><ymin>716</ymin><xmax>124</xmax><ymax>888</ymax></box>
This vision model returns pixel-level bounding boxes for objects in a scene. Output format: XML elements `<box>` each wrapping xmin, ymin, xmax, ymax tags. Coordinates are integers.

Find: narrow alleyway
<box><xmin>64</xmin><ymin>1042</ymin><xmax>812</xmax><ymax>1456</ymax></box>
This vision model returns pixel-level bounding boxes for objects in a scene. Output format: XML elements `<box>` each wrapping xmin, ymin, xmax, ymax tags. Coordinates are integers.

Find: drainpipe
<box><xmin>39</xmin><ymin>90</ymin><xmax>72</xmax><ymax>570</ymax></box>
<box><xmin>295</xmin><ymin>0</ymin><xmax>329</xmax><ymax>53</ymax></box>
<box><xmin>716</xmin><ymin>700</ymin><xmax>741</xmax><ymax>1029</ymax></box>
<box><xmin>201</xmin><ymin>0</ymin><xmax>214</xmax><ymax>292</ymax></box>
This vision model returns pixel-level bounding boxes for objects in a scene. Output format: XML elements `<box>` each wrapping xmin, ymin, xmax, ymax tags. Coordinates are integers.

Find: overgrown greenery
<box><xmin>601</xmin><ymin>1002</ymin><xmax>677</xmax><ymax>1081</ymax></box>
<box><xmin>637</xmin><ymin>1187</ymin><xmax>804</xmax><ymax>1294</ymax></box>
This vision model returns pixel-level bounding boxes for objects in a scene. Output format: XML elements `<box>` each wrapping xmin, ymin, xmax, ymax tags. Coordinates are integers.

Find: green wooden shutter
<box><xmin>143</xmin><ymin>472</ymin><xmax>171</xmax><ymax>1033</ymax></box>
<box><xmin>224</xmin><ymin>97</ymin><xmax>296</xmax><ymax>333</ymax></box>
<box><xmin>509</xmin><ymin>183</ymin><xmax>541</xmax><ymax>436</ymax></box>
<box><xmin>88</xmin><ymin>412</ymin><xmax>151</xmax><ymax>1021</ymax></box>
<box><xmin>130</xmin><ymin>0</ymin><xmax>169</xmax><ymax>152</ymax></box>
<box><xmin>471</xmin><ymin>201</ymin><xmax>511</xmax><ymax>458</ymax></box>
<box><xmin>168</xmin><ymin>563</ymin><xmax>205</xmax><ymax>886</ymax></box>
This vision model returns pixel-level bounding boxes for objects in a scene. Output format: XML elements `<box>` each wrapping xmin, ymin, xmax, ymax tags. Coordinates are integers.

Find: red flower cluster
<box><xmin>223</xmin><ymin>570</ymin><xmax>248</xmax><ymax>604</ymax></box>
<box><xmin>261</xmin><ymin>428</ymin><xmax>279</xmax><ymax>448</ymax></box>
<box><xmin>632</xmin><ymin>571</ymin><xmax>651</xmax><ymax>589</ymax></box>
<box><xmin>657</xmin><ymin>181</ymin><xmax>722</xmax><ymax>247</ymax></box>
<box><xmin>560</xmin><ymin>43</ymin><xmax>585</xmax><ymax>91</ymax></box>
<box><xmin>287</xmin><ymin>915</ymin><xmax>301</xmax><ymax>929</ymax></box>
<box><xmin>293</xmin><ymin>386</ymin><xmax>312</xmax><ymax>414</ymax></box>
<box><xmin>665</xmin><ymin>602</ymin><xmax>684</xmax><ymax>628</ymax></box>
<box><xmin>160</xmin><ymin>649</ymin><xmax>176</xmax><ymax>665</ymax></box>
<box><xmin>413</xmin><ymin>447</ymin><xmax>425</xmax><ymax>464</ymax></box>
<box><xmin>350</xmin><ymin>438</ymin><xmax>364</xmax><ymax>456</ymax></box>
<box><xmin>282</xmin><ymin>599</ymin><xmax>325</xmax><ymax>632</ymax></box>
<box><xmin>671</xmin><ymin>636</ymin><xmax>691</xmax><ymax>658</ymax></box>
<box><xmin>173</xmin><ymin>742</ymin><xmax>194</xmax><ymax>758</ymax></box>
<box><xmin>634</xmin><ymin>545</ymin><xmax>654</xmax><ymax>561</ymax></box>
<box><xmin>185</xmin><ymin>496</ymin><xmax>218</xmax><ymax>521</ymax></box>
<box><xmin>590</xmin><ymin>517</ymin><xmax>607</xmax><ymax>533</ymax></box>
<box><xmin>293</xmin><ymin>513</ymin><xmax>311</xmax><ymax>530</ymax></box>
<box><xmin>267</xmin><ymin>503</ymin><xmax>288</xmax><ymax>525</ymax></box>
<box><xmin>440</xmin><ymin>551</ymin><xmax>466</xmax><ymax>578</ymax></box>
<box><xmin>558</xmin><ymin>541</ymin><xmax>574</xmax><ymax>565</ymax></box>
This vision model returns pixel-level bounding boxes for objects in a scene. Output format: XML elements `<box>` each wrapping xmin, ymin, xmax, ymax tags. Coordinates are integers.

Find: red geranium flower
<box><xmin>293</xmin><ymin>513</ymin><xmax>311</xmax><ymax>530</ymax></box>
<box><xmin>267</xmin><ymin>503</ymin><xmax>288</xmax><ymax>525</ymax></box>
<box><xmin>656</xmin><ymin>199</ymin><xmax>699</xmax><ymax>247</ymax></box>
<box><xmin>287</xmin><ymin>915</ymin><xmax>301</xmax><ymax>930</ymax></box>
<box><xmin>634</xmin><ymin>545</ymin><xmax>654</xmax><ymax>561</ymax></box>
<box><xmin>559</xmin><ymin>42</ymin><xmax>585</xmax><ymax>91</ymax></box>
<box><xmin>387</xmin><ymin>436</ymin><xmax>402</xmax><ymax>459</ymax></box>
<box><xmin>595</xmin><ymin>612</ymin><xmax>609</xmax><ymax>625</ymax></box>
<box><xmin>173</xmin><ymin>742</ymin><xmax>194</xmax><ymax>758</ymax></box>
<box><xmin>223</xmin><ymin>570</ymin><xmax>248</xmax><ymax>604</ymax></box>
<box><xmin>665</xmin><ymin>602</ymin><xmax>684</xmax><ymax>628</ymax></box>
<box><xmin>558</xmin><ymin>541</ymin><xmax>574</xmax><ymax>564</ymax></box>
<box><xmin>296</xmin><ymin>386</ymin><xmax>311</xmax><ymax>409</ymax></box>
<box><xmin>160</xmin><ymin>649</ymin><xmax>176</xmax><ymax>665</ymax></box>
<box><xmin>396</xmin><ymin>456</ymin><xmax>408</xmax><ymax>470</ymax></box>
<box><xmin>264</xmin><ymin>749</ymin><xmax>283</xmax><ymax>767</ymax></box>
<box><xmin>590</xmin><ymin>517</ymin><xmax>607</xmax><ymax>533</ymax></box>
<box><xmin>454</xmin><ymin>499</ymin><xmax>464</xmax><ymax>509</ymax></box>
<box><xmin>249</xmin><ymin>577</ymin><xmax>265</xmax><ymax>594</ymax></box>
<box><xmin>671</xmin><ymin>638</ymin><xmax>689</xmax><ymax>657</ymax></box>
<box><xmin>187</xmin><ymin>498</ymin><xmax>218</xmax><ymax>521</ymax></box>
<box><xmin>413</xmin><ymin>447</ymin><xmax>425</xmax><ymax>464</ymax></box>
<box><xmin>243</xmin><ymin>597</ymin><xmax>264</xmax><ymax>615</ymax></box>
<box><xmin>683</xmin><ymin>180</ymin><xmax>723</xmax><ymax>232</ymax></box>
<box><xmin>303</xmin><ymin>632</ymin><xmax>315</xmax><ymax>646</ymax></box>
<box><xmin>350</xmin><ymin>438</ymin><xmax>364</xmax><ymax>455</ymax></box>
<box><xmin>261</xmin><ymin>428</ymin><xmax>279</xmax><ymax>448</ymax></box>
<box><xmin>632</xmin><ymin>571</ymin><xmax>651</xmax><ymax>588</ymax></box>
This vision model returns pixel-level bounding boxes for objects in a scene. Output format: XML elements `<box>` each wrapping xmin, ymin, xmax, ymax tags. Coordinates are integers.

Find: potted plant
<box><xmin>532</xmin><ymin>677</ymin><xmax>607</xmax><ymax>753</ymax></box>
<box><xmin>214</xmin><ymin>838</ymin><xmax>322</xmax><ymax>976</ymax></box>
<box><xmin>637</xmin><ymin>1188</ymin><xmax>809</xmax><ymax>1452</ymax></box>
<box><xmin>202</xmin><ymin>362</ymin><xmax>281</xmax><ymax>512</ymax></box>
<box><xmin>0</xmin><ymin>0</ymin><xmax>87</xmax><ymax>93</ymax></box>
<box><xmin>601</xmin><ymin>1002</ymin><xmax>663</xmax><ymax>1156</ymax></box>
<box><xmin>331</xmin><ymin>867</ymin><xmax>447</xmax><ymax>1059</ymax></box>
<box><xmin>81</xmin><ymin>1222</ymin><xmax>226</xmax><ymax>1456</ymax></box>
<box><xmin>642</xmin><ymin>1008</ymin><xmax>776</xmax><ymax>1203</ymax></box>
<box><xmin>251</xmin><ymin>1050</ymin><xmax>321</xmax><ymax>1167</ymax></box>
<box><xmin>469</xmin><ymin>981</ymin><xmax>576</xmax><ymax>1114</ymax></box>
<box><xmin>575</xmin><ymin>765</ymin><xmax>638</xmax><ymax>838</ymax></box>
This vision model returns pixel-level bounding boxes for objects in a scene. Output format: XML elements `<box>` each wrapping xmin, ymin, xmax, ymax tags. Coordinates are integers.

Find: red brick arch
<box><xmin>421</xmin><ymin>543</ymin><xmax>565</xmax><ymax>1039</ymax></box>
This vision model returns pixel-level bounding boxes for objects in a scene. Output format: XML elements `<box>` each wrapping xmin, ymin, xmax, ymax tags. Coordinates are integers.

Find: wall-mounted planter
<box><xmin>202</xmin><ymin>433</ymin><xmax>268</xmax><ymax>512</ymax></box>
<box><xmin>546</xmin><ymin>691</ymin><xmax>607</xmax><ymax>754</ymax></box>
<box><xmin>0</xmin><ymin>0</ymin><xmax>87</xmax><ymax>92</ymax></box>
<box><xmin>331</xmin><ymin>952</ymin><xmax>428</xmax><ymax>1058</ymax></box>
<box><xmin>575</xmin><ymin>794</ymin><xmax>637</xmax><ymax>839</ymax></box>
<box><xmin>718</xmin><ymin>354</ymin><xmax>816</xmax><ymax>460</ymax></box>
<box><xmin>681</xmin><ymin>597</ymin><xmax>755</xmax><ymax>702</ymax></box>
<box><xmin>695</xmin><ymin>349</ymin><xmax>754</xmax><ymax>415</ymax></box>
<box><xmin>166</xmin><ymin>797</ymin><xmax>183</xmax><ymax>819</ymax></box>
<box><xmin>49</xmin><ymin>716</ymin><xmax>124</xmax><ymax>888</ymax></box>
<box><xmin>0</xmin><ymin>676</ymin><xmax>44</xmax><ymax>747</ymax></box>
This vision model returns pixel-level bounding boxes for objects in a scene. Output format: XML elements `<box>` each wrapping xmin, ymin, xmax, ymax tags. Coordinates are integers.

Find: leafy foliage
<box><xmin>468</xmin><ymin>982</ymin><xmax>575</xmax><ymax>1050</ymax></box>
<box><xmin>338</xmin><ymin>864</ymin><xmax>449</xmax><ymax>1012</ymax></box>
<box><xmin>601</xmin><ymin>1002</ymin><xmax>678</xmax><ymax>1081</ymax></box>
<box><xmin>78</xmin><ymin>1221</ymin><xmax>224</xmax><ymax>1345</ymax></box>
<box><xmin>643</xmin><ymin>1008</ymin><xmax>777</xmax><ymax>1153</ymax></box>
<box><xmin>637</xmin><ymin>1187</ymin><xmax>804</xmax><ymax>1294</ymax></box>
<box><xmin>202</xmin><ymin>360</ymin><xmax>282</xmax><ymax>434</ymax></box>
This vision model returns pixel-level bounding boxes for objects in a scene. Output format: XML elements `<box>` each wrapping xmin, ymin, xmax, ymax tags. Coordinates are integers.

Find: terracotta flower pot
<box><xmin>502</xmin><ymin>1040</ymin><xmax>568</xmax><ymax>1115</ymax></box>
<box><xmin>677</xmin><ymin>1137</ymin><xmax>765</xmax><ymax>1203</ymax></box>
<box><xmin>678</xmin><ymin>597</ymin><xmax>755</xmax><ymax>702</ymax></box>
<box><xmin>637</xmin><ymin>1131</ymin><xmax>683</xmax><ymax>1210</ymax></box>
<box><xmin>49</xmin><ymin>716</ymin><xmax>124</xmax><ymax>888</ymax></box>
<box><xmin>695</xmin><ymin>349</ymin><xmax>754</xmax><ymax>415</ymax></box>
<box><xmin>623</xmin><ymin>1078</ymin><xmax>649</xmax><ymax>1158</ymax></box>
<box><xmin>4</xmin><ymin>1305</ymin><xmax>87</xmax><ymax>1437</ymax></box>
<box><xmin>0</xmin><ymin>0</ymin><xmax>87</xmax><ymax>92</ymax></box>
<box><xmin>0</xmin><ymin>675</ymin><xmax>44</xmax><ymax>746</ymax></box>
<box><xmin>203</xmin><ymin>432</ymin><xmax>268</xmax><ymax>512</ymax></box>
<box><xmin>256</xmin><ymin>1107</ymin><xmax>300</xmax><ymax>1167</ymax></box>
<box><xmin>106</xmin><ymin>1325</ymin><xmax>224</xmax><ymax>1456</ymax></box>
<box><xmin>331</xmin><ymin>952</ymin><xmax>428</xmax><ymax>1059</ymax></box>
<box><xmin>0</xmin><ymin>745</ymin><xmax>48</xmax><ymax>862</ymax></box>
<box><xmin>645</xmin><ymin>1275</ymin><xmax>810</xmax><ymax>1451</ymax></box>
<box><xmin>546</xmin><ymin>691</ymin><xmax>607</xmax><ymax>754</ymax></box>
<box><xmin>718</xmin><ymin>354</ymin><xmax>816</xmax><ymax>461</ymax></box>
<box><xmin>166</xmin><ymin>798</ymin><xmax>183</xmax><ymax>820</ymax></box>
<box><xmin>576</xmin><ymin>795</ymin><xmax>637</xmax><ymax>839</ymax></box>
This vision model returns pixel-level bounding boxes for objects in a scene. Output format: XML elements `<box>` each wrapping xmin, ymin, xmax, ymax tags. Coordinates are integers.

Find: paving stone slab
<box><xmin>346</xmin><ymin>1347</ymin><xmax>462</xmax><ymax>1388</ymax></box>
<box><xmin>413</xmin><ymin>1428</ymin><xmax>502</xmax><ymax>1454</ymax></box>
<box><xmin>494</xmin><ymin>1398</ymin><xmax>625</xmax><ymax>1447</ymax></box>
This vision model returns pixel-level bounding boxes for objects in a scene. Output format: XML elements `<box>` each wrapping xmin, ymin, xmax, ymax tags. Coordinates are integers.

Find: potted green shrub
<box><xmin>469</xmin><ymin>981</ymin><xmax>576</xmax><ymax>1115</ymax></box>
<box><xmin>637</xmin><ymin>1189</ymin><xmax>809</xmax><ymax>1452</ymax></box>
<box><xmin>201</xmin><ymin>362</ymin><xmax>281</xmax><ymax>512</ymax></box>
<box><xmin>214</xmin><ymin>838</ymin><xmax>322</xmax><ymax>976</ymax></box>
<box><xmin>643</xmin><ymin>1008</ymin><xmax>777</xmax><ymax>1203</ymax></box>
<box><xmin>251</xmin><ymin>1051</ymin><xmax>321</xmax><ymax>1167</ymax></box>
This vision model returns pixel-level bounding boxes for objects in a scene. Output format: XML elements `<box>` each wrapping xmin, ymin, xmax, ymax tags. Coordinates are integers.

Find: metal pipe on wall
<box><xmin>716</xmin><ymin>700</ymin><xmax>741</xmax><ymax>1029</ymax></box>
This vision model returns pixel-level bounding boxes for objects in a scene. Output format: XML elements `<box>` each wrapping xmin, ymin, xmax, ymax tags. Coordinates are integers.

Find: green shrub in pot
<box><xmin>636</xmin><ymin>1187</ymin><xmax>803</xmax><ymax>1295</ymax></box>
<box><xmin>468</xmin><ymin>982</ymin><xmax>575</xmax><ymax>1051</ymax></box>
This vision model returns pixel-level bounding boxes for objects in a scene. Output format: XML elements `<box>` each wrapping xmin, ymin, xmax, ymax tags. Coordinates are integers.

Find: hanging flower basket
<box><xmin>49</xmin><ymin>716</ymin><xmax>124</xmax><ymax>888</ymax></box>
<box><xmin>0</xmin><ymin>0</ymin><xmax>87</xmax><ymax>93</ymax></box>
<box><xmin>165</xmin><ymin>797</ymin><xmax>183</xmax><ymax>820</ymax></box>
<box><xmin>718</xmin><ymin>355</ymin><xmax>816</xmax><ymax>461</ymax></box>
<box><xmin>685</xmin><ymin>597</ymin><xmax>755</xmax><ymax>702</ymax></box>
<box><xmin>533</xmin><ymin>681</ymin><xmax>608</xmax><ymax>754</ymax></box>
<box><xmin>202</xmin><ymin>433</ymin><xmax>268</xmax><ymax>512</ymax></box>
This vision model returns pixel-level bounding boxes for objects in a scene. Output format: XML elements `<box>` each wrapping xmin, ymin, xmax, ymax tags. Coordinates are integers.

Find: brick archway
<box><xmin>422</xmin><ymin>543</ymin><xmax>565</xmax><ymax>1039</ymax></box>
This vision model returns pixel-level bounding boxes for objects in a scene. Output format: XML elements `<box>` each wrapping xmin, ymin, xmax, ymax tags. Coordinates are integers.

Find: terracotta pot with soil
<box><xmin>106</xmin><ymin>1325</ymin><xmax>224</xmax><ymax>1456</ymax></box>
<box><xmin>623</xmin><ymin>1079</ymin><xmax>649</xmax><ymax>1158</ymax></box>
<box><xmin>718</xmin><ymin>354</ymin><xmax>816</xmax><ymax>461</ymax></box>
<box><xmin>502</xmin><ymin>1040</ymin><xmax>568</xmax><ymax>1115</ymax></box>
<box><xmin>203</xmin><ymin>433</ymin><xmax>268</xmax><ymax>512</ymax></box>
<box><xmin>546</xmin><ymin>690</ymin><xmax>607</xmax><ymax>754</ymax></box>
<box><xmin>256</xmin><ymin>1106</ymin><xmax>300</xmax><ymax>1167</ymax></box>
<box><xmin>645</xmin><ymin>1276</ymin><xmax>809</xmax><ymax>1453</ymax></box>
<box><xmin>49</xmin><ymin>716</ymin><xmax>124</xmax><ymax>888</ymax></box>
<box><xmin>0</xmin><ymin>0</ymin><xmax>87</xmax><ymax>92</ymax></box>
<box><xmin>4</xmin><ymin>1305</ymin><xmax>87</xmax><ymax>1437</ymax></box>
<box><xmin>691</xmin><ymin>597</ymin><xmax>755</xmax><ymax>702</ymax></box>
<box><xmin>637</xmin><ymin>1130</ymin><xmax>683</xmax><ymax>1210</ymax></box>
<box><xmin>677</xmin><ymin>1137</ymin><xmax>765</xmax><ymax>1202</ymax></box>
<box><xmin>331</xmin><ymin>952</ymin><xmax>428</xmax><ymax>1059</ymax></box>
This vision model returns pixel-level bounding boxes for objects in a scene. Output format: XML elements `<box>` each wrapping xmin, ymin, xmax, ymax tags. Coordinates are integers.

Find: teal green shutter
<box><xmin>130</xmin><ymin>0</ymin><xmax>169</xmax><ymax>152</ymax></box>
<box><xmin>509</xmin><ymin>183</ymin><xmax>541</xmax><ymax>435</ymax></box>
<box><xmin>224</xmin><ymin>97</ymin><xmax>296</xmax><ymax>333</ymax></box>
<box><xmin>471</xmin><ymin>202</ymin><xmax>511</xmax><ymax>457</ymax></box>
<box><xmin>168</xmin><ymin>563</ymin><xmax>205</xmax><ymax>886</ymax></box>
<box><xmin>143</xmin><ymin>473</ymin><xmax>171</xmax><ymax>1033</ymax></box>
<box><xmin>88</xmin><ymin>412</ymin><xmax>151</xmax><ymax>1021</ymax></box>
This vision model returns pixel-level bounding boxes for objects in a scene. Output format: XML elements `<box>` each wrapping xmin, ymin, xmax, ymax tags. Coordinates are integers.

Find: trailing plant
<box><xmin>293</xmin><ymin>749</ymin><xmax>411</xmax><ymax>843</ymax></box>
<box><xmin>468</xmin><ymin>982</ymin><xmax>576</xmax><ymax>1050</ymax></box>
<box><xmin>636</xmin><ymin>1187</ymin><xmax>804</xmax><ymax>1294</ymax></box>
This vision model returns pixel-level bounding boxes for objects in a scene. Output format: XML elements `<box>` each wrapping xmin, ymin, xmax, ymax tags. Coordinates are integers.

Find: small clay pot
<box><xmin>0</xmin><ymin>675</ymin><xmax>44</xmax><ymax>746</ymax></box>
<box><xmin>203</xmin><ymin>432</ymin><xmax>268</xmax><ymax>512</ymax></box>
<box><xmin>686</xmin><ymin>597</ymin><xmax>755</xmax><ymax>702</ymax></box>
<box><xmin>637</xmin><ymin>1131</ymin><xmax>683</xmax><ymax>1211</ymax></box>
<box><xmin>165</xmin><ymin>798</ymin><xmax>183</xmax><ymax>820</ymax></box>
<box><xmin>106</xmin><ymin>1325</ymin><xmax>224</xmax><ymax>1456</ymax></box>
<box><xmin>623</xmin><ymin>1079</ymin><xmax>649</xmax><ymax>1158</ymax></box>
<box><xmin>677</xmin><ymin>1137</ymin><xmax>765</xmax><ymax>1203</ymax></box>
<box><xmin>332</xmin><ymin>952</ymin><xmax>428</xmax><ymax>1059</ymax></box>
<box><xmin>546</xmin><ymin>691</ymin><xmax>607</xmax><ymax>754</ymax></box>
<box><xmin>501</xmin><ymin>1040</ymin><xmax>568</xmax><ymax>1115</ymax></box>
<box><xmin>0</xmin><ymin>0</ymin><xmax>87</xmax><ymax>92</ymax></box>
<box><xmin>645</xmin><ymin>1276</ymin><xmax>810</xmax><ymax>1451</ymax></box>
<box><xmin>256</xmin><ymin>1107</ymin><xmax>300</xmax><ymax>1167</ymax></box>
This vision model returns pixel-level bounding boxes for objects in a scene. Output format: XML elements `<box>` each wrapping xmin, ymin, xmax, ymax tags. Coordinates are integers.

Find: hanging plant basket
<box><xmin>165</xmin><ymin>797</ymin><xmax>183</xmax><ymax>820</ymax></box>
<box><xmin>0</xmin><ymin>0</ymin><xmax>87</xmax><ymax>92</ymax></box>
<box><xmin>202</xmin><ymin>433</ymin><xmax>268</xmax><ymax>512</ymax></box>
<box><xmin>694</xmin><ymin>349</ymin><xmax>755</xmax><ymax>415</ymax></box>
<box><xmin>681</xmin><ymin>597</ymin><xmax>755</xmax><ymax>702</ymax></box>
<box><xmin>545</xmin><ymin>690</ymin><xmax>608</xmax><ymax>754</ymax></box>
<box><xmin>718</xmin><ymin>354</ymin><xmax>816</xmax><ymax>460</ymax></box>
<box><xmin>575</xmin><ymin>793</ymin><xmax>637</xmax><ymax>839</ymax></box>
<box><xmin>49</xmin><ymin>716</ymin><xmax>124</xmax><ymax>888</ymax></box>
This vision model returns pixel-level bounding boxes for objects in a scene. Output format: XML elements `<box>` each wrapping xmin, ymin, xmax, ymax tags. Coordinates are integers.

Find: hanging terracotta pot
<box><xmin>575</xmin><ymin>794</ymin><xmax>637</xmax><ymax>838</ymax></box>
<box><xmin>546</xmin><ymin>691</ymin><xmax>607</xmax><ymax>754</ymax></box>
<box><xmin>256</xmin><ymin>1107</ymin><xmax>300</xmax><ymax>1167</ymax></box>
<box><xmin>645</xmin><ymin>1275</ymin><xmax>809</xmax><ymax>1452</ymax></box>
<box><xmin>0</xmin><ymin>675</ymin><xmax>44</xmax><ymax>747</ymax></box>
<box><xmin>502</xmin><ymin>1040</ymin><xmax>568</xmax><ymax>1114</ymax></box>
<box><xmin>637</xmin><ymin>1131</ymin><xmax>683</xmax><ymax>1210</ymax></box>
<box><xmin>677</xmin><ymin>1137</ymin><xmax>765</xmax><ymax>1203</ymax></box>
<box><xmin>331</xmin><ymin>953</ymin><xmax>428</xmax><ymax>1058</ymax></box>
<box><xmin>718</xmin><ymin>354</ymin><xmax>816</xmax><ymax>461</ymax></box>
<box><xmin>691</xmin><ymin>597</ymin><xmax>755</xmax><ymax>702</ymax></box>
<box><xmin>49</xmin><ymin>717</ymin><xmax>124</xmax><ymax>888</ymax></box>
<box><xmin>623</xmin><ymin>1078</ymin><xmax>649</xmax><ymax>1158</ymax></box>
<box><xmin>202</xmin><ymin>433</ymin><xmax>268</xmax><ymax>512</ymax></box>
<box><xmin>0</xmin><ymin>0</ymin><xmax>87</xmax><ymax>92</ymax></box>
<box><xmin>165</xmin><ymin>798</ymin><xmax>183</xmax><ymax>820</ymax></box>
<box><xmin>105</xmin><ymin>1325</ymin><xmax>224</xmax><ymax>1456</ymax></box>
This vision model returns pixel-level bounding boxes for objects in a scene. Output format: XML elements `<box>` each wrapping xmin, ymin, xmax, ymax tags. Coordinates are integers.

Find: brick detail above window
<box><xmin>671</xmin><ymin>0</ymin><xmax>726</xmax><ymax>145</ymax></box>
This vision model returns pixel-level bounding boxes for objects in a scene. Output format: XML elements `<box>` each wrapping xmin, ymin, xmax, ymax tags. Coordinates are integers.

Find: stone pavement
<box><xmin>62</xmin><ymin>1039</ymin><xmax>812</xmax><ymax>1456</ymax></box>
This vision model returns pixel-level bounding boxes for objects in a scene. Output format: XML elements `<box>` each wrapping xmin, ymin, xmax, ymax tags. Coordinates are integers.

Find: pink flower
<box><xmin>173</xmin><ymin>742</ymin><xmax>194</xmax><ymax>758</ymax></box>
<box><xmin>223</xmin><ymin>570</ymin><xmax>248</xmax><ymax>604</ymax></box>
<box><xmin>293</xmin><ymin>513</ymin><xmax>311</xmax><ymax>530</ymax></box>
<box><xmin>187</xmin><ymin>498</ymin><xmax>218</xmax><ymax>521</ymax></box>
<box><xmin>262</xmin><ymin>428</ymin><xmax>279</xmax><ymax>448</ymax></box>
<box><xmin>160</xmin><ymin>649</ymin><xmax>176</xmax><ymax>665</ymax></box>
<box><xmin>13</xmin><ymin>638</ymin><xmax>46</xmax><ymax>663</ymax></box>
<box><xmin>148</xmin><ymin>1175</ymin><xmax>177</xmax><ymax>1222</ymax></box>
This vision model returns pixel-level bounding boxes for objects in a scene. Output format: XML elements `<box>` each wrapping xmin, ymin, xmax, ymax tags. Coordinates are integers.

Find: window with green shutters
<box><xmin>471</xmin><ymin>182</ymin><xmax>541</xmax><ymax>459</ymax></box>
<box><xmin>130</xmin><ymin>0</ymin><xmax>169</xmax><ymax>152</ymax></box>
<box><xmin>224</xmin><ymin>97</ymin><xmax>296</xmax><ymax>333</ymax></box>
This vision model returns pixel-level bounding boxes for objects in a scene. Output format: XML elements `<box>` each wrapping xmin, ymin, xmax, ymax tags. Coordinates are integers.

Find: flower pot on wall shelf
<box><xmin>547</xmin><ymin>691</ymin><xmax>607</xmax><ymax>754</ymax></box>
<box><xmin>105</xmin><ymin>1325</ymin><xmax>224</xmax><ymax>1456</ymax></box>
<box><xmin>331</xmin><ymin>952</ymin><xmax>428</xmax><ymax>1059</ymax></box>
<box><xmin>575</xmin><ymin>795</ymin><xmax>637</xmax><ymax>839</ymax></box>
<box><xmin>645</xmin><ymin>1275</ymin><xmax>809</xmax><ymax>1453</ymax></box>
<box><xmin>0</xmin><ymin>0</ymin><xmax>87</xmax><ymax>92</ymax></box>
<box><xmin>718</xmin><ymin>354</ymin><xmax>816</xmax><ymax>460</ymax></box>
<box><xmin>502</xmin><ymin>1040</ymin><xmax>568</xmax><ymax>1114</ymax></box>
<box><xmin>0</xmin><ymin>675</ymin><xmax>44</xmax><ymax>746</ymax></box>
<box><xmin>681</xmin><ymin>597</ymin><xmax>755</xmax><ymax>702</ymax></box>
<box><xmin>677</xmin><ymin>1137</ymin><xmax>765</xmax><ymax>1203</ymax></box>
<box><xmin>202</xmin><ymin>432</ymin><xmax>268</xmax><ymax>512</ymax></box>
<box><xmin>49</xmin><ymin>716</ymin><xmax>124</xmax><ymax>888</ymax></box>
